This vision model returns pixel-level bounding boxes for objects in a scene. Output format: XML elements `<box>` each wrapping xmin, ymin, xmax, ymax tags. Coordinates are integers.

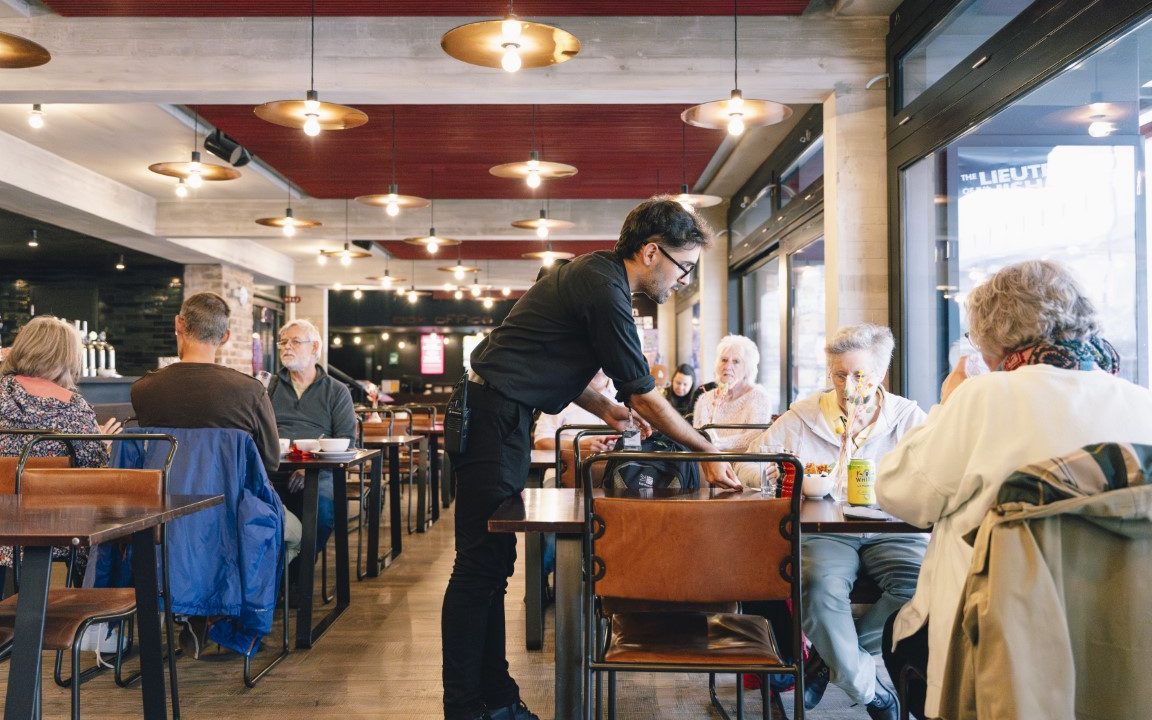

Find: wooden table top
<box><xmin>0</xmin><ymin>493</ymin><xmax>223</xmax><ymax>546</ymax></box>
<box><xmin>488</xmin><ymin>488</ymin><xmax>924</xmax><ymax>535</ymax></box>
<box><xmin>530</xmin><ymin>449</ymin><xmax>554</xmax><ymax>469</ymax></box>
<box><xmin>277</xmin><ymin>448</ymin><xmax>381</xmax><ymax>469</ymax></box>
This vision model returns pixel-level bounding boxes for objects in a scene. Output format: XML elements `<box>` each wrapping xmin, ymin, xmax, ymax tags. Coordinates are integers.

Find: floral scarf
<box><xmin>1000</xmin><ymin>336</ymin><xmax>1120</xmax><ymax>375</ymax></box>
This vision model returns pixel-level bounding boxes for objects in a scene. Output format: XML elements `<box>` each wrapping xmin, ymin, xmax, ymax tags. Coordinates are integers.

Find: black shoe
<box><xmin>865</xmin><ymin>677</ymin><xmax>900</xmax><ymax>720</ymax></box>
<box><xmin>488</xmin><ymin>700</ymin><xmax>540</xmax><ymax>720</ymax></box>
<box><xmin>803</xmin><ymin>650</ymin><xmax>830</xmax><ymax>710</ymax></box>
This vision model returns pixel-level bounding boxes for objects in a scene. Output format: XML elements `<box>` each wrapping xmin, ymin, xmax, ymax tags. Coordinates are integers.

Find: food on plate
<box><xmin>804</xmin><ymin>462</ymin><xmax>834</xmax><ymax>476</ymax></box>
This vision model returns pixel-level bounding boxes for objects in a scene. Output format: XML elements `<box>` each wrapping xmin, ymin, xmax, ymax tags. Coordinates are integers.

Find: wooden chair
<box><xmin>581</xmin><ymin>450</ymin><xmax>806</xmax><ymax>720</ymax></box>
<box><xmin>553</xmin><ymin>424</ymin><xmax>617</xmax><ymax>489</ymax></box>
<box><xmin>0</xmin><ymin>433</ymin><xmax>179</xmax><ymax>720</ymax></box>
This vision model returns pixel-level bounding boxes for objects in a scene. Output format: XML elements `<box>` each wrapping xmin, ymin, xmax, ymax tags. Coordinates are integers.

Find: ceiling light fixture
<box><xmin>454</xmin><ymin>289</ymin><xmax>464</xmax><ymax>300</ymax></box>
<box><xmin>317</xmin><ymin>251</ymin><xmax>328</xmax><ymax>265</ymax></box>
<box><xmin>150</xmin><ymin>116</ymin><xmax>240</xmax><ymax>194</ymax></box>
<box><xmin>254</xmin><ymin>0</ymin><xmax>367</xmax><ymax>136</ymax></box>
<box><xmin>353</xmin><ymin>289</ymin><xmax>364</xmax><ymax>300</ymax></box>
<box><xmin>356</xmin><ymin>109</ymin><xmax>430</xmax><ymax>216</ymax></box>
<box><xmin>115</xmin><ymin>254</ymin><xmax>126</xmax><ymax>271</ymax></box>
<box><xmin>1084</xmin><ymin>60</ymin><xmax>1116</xmax><ymax>138</ymax></box>
<box><xmin>440</xmin><ymin>245</ymin><xmax>480</xmax><ymax>281</ymax></box>
<box><xmin>27</xmin><ymin>229</ymin><xmax>39</xmax><ymax>248</ymax></box>
<box><xmin>27</xmin><ymin>104</ymin><xmax>44</xmax><ymax>129</ymax></box>
<box><xmin>512</xmin><ymin>203</ymin><xmax>575</xmax><ymax>240</ymax></box>
<box><xmin>681</xmin><ymin>0</ymin><xmax>792</xmax><ymax>136</ymax></box>
<box><xmin>0</xmin><ymin>30</ymin><xmax>51</xmax><ymax>69</ymax></box>
<box><xmin>404</xmin><ymin>171</ymin><xmax>460</xmax><ymax>255</ymax></box>
<box><xmin>440</xmin><ymin>1</ymin><xmax>580</xmax><ymax>73</ymax></box>
<box><xmin>174</xmin><ymin>178</ymin><xmax>189</xmax><ymax>199</ymax></box>
<box><xmin>502</xmin><ymin>287</ymin><xmax>511</xmax><ymax>297</ymax></box>
<box><xmin>490</xmin><ymin>105</ymin><xmax>577</xmax><ymax>190</ymax></box>
<box><xmin>256</xmin><ymin>179</ymin><xmax>321</xmax><ymax>236</ymax></box>
<box><xmin>671</xmin><ymin>125</ymin><xmax>723</xmax><ymax>210</ymax></box>
<box><xmin>521</xmin><ymin>241</ymin><xmax>575</xmax><ymax>266</ymax></box>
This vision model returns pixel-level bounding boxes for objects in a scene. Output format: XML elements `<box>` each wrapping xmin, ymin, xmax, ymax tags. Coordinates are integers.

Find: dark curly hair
<box><xmin>614</xmin><ymin>196</ymin><xmax>714</xmax><ymax>258</ymax></box>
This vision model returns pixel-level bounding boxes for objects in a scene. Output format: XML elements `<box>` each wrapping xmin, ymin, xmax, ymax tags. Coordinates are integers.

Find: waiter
<box><xmin>441</xmin><ymin>197</ymin><xmax>741</xmax><ymax>720</ymax></box>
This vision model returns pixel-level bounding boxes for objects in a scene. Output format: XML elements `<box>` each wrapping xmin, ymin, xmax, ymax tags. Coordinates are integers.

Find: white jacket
<box><xmin>877</xmin><ymin>365</ymin><xmax>1152</xmax><ymax>717</ymax></box>
<box><xmin>742</xmin><ymin>388</ymin><xmax>926</xmax><ymax>488</ymax></box>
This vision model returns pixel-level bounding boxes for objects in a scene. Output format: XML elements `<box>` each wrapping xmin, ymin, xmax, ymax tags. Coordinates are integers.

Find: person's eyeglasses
<box><xmin>963</xmin><ymin>331</ymin><xmax>979</xmax><ymax>350</ymax></box>
<box><xmin>276</xmin><ymin>338</ymin><xmax>311</xmax><ymax>348</ymax></box>
<box><xmin>656</xmin><ymin>245</ymin><xmax>696</xmax><ymax>281</ymax></box>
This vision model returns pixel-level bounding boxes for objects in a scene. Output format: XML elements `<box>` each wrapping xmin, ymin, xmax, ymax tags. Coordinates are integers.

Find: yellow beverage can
<box><xmin>847</xmin><ymin>459</ymin><xmax>876</xmax><ymax>506</ymax></box>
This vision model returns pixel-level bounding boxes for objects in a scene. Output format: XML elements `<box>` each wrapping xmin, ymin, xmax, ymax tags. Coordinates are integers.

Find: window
<box><xmin>789</xmin><ymin>239</ymin><xmax>827</xmax><ymax>402</ymax></box>
<box><xmin>778</xmin><ymin>136</ymin><xmax>824</xmax><ymax>209</ymax></box>
<box><xmin>898</xmin><ymin>0</ymin><xmax>1034</xmax><ymax>108</ymax></box>
<box><xmin>901</xmin><ymin>17</ymin><xmax>1150</xmax><ymax>407</ymax></box>
<box><xmin>742</xmin><ymin>256</ymin><xmax>783</xmax><ymax>412</ymax></box>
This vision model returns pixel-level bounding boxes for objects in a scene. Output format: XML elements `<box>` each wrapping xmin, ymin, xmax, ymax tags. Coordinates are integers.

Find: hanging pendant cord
<box><xmin>391</xmin><ymin>109</ymin><xmax>398</xmax><ymax>185</ymax></box>
<box><xmin>430</xmin><ymin>169</ymin><xmax>436</xmax><ymax>227</ymax></box>
<box><xmin>345</xmin><ymin>198</ymin><xmax>350</xmax><ymax>246</ymax></box>
<box><xmin>681</xmin><ymin>123</ymin><xmax>688</xmax><ymax>186</ymax></box>
<box><xmin>733</xmin><ymin>0</ymin><xmax>739</xmax><ymax>89</ymax></box>
<box><xmin>531</xmin><ymin>104</ymin><xmax>537</xmax><ymax>153</ymax></box>
<box><xmin>310</xmin><ymin>0</ymin><xmax>316</xmax><ymax>91</ymax></box>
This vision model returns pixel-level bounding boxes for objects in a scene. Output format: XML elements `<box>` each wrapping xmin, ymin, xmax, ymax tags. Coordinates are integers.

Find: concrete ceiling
<box><xmin>0</xmin><ymin>1</ymin><xmax>896</xmax><ymax>289</ymax></box>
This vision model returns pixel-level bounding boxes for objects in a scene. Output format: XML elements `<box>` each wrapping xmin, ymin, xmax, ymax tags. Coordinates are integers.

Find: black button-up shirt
<box><xmin>471</xmin><ymin>251</ymin><xmax>655</xmax><ymax>415</ymax></box>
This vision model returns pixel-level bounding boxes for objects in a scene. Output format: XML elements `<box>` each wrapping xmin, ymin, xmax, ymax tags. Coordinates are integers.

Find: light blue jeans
<box><xmin>800</xmin><ymin>533</ymin><xmax>927</xmax><ymax>704</ymax></box>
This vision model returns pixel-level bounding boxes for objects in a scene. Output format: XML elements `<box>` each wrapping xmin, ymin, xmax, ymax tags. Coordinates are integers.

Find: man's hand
<box><xmin>701</xmin><ymin>461</ymin><xmax>742</xmax><ymax>490</ymax></box>
<box><xmin>288</xmin><ymin>469</ymin><xmax>306</xmax><ymax>492</ymax></box>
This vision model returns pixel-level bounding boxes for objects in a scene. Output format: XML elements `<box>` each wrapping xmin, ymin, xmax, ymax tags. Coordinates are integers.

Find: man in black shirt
<box><xmin>442</xmin><ymin>198</ymin><xmax>740</xmax><ymax>720</ymax></box>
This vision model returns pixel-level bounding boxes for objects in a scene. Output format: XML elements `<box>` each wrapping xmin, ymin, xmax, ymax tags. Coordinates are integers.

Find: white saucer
<box><xmin>316</xmin><ymin>450</ymin><xmax>357</xmax><ymax>460</ymax></box>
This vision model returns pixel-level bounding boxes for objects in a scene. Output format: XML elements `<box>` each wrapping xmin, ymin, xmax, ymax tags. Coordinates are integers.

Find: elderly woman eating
<box><xmin>752</xmin><ymin>323</ymin><xmax>926</xmax><ymax>719</ymax></box>
<box><xmin>877</xmin><ymin>260</ymin><xmax>1152</xmax><ymax>719</ymax></box>
<box><xmin>693</xmin><ymin>335</ymin><xmax>773</xmax><ymax>450</ymax></box>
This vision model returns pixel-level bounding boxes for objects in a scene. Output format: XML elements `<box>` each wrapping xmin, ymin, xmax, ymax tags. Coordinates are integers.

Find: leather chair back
<box><xmin>0</xmin><ymin>455</ymin><xmax>71</xmax><ymax>495</ymax></box>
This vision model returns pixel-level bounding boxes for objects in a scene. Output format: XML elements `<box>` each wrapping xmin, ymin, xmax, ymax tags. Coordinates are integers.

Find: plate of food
<box><xmin>802</xmin><ymin>462</ymin><xmax>836</xmax><ymax>498</ymax></box>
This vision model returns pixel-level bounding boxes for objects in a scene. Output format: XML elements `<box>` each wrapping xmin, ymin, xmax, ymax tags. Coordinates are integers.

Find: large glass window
<box><xmin>779</xmin><ymin>136</ymin><xmax>824</xmax><ymax>210</ymax></box>
<box><xmin>742</xmin><ymin>256</ymin><xmax>783</xmax><ymax>412</ymax></box>
<box><xmin>901</xmin><ymin>17</ymin><xmax>1149</xmax><ymax>408</ymax></box>
<box><xmin>898</xmin><ymin>0</ymin><xmax>1034</xmax><ymax>108</ymax></box>
<box><xmin>789</xmin><ymin>239</ymin><xmax>827</xmax><ymax>402</ymax></box>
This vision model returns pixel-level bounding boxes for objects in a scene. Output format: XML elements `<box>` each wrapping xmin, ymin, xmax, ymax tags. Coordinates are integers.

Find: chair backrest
<box><xmin>592</xmin><ymin>496</ymin><xmax>794</xmax><ymax>604</ymax></box>
<box><xmin>556</xmin><ymin>425</ymin><xmax>616</xmax><ymax>488</ymax></box>
<box><xmin>405</xmin><ymin>404</ymin><xmax>438</xmax><ymax>431</ymax></box>
<box><xmin>19</xmin><ymin>467</ymin><xmax>164</xmax><ymax>502</ymax></box>
<box><xmin>0</xmin><ymin>455</ymin><xmax>71</xmax><ymax>495</ymax></box>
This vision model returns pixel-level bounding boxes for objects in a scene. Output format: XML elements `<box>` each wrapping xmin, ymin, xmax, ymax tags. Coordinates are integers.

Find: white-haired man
<box><xmin>267</xmin><ymin>319</ymin><xmax>356</xmax><ymax>555</ymax></box>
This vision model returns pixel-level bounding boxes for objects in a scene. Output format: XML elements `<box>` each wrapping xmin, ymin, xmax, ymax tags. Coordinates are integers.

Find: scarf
<box><xmin>1000</xmin><ymin>336</ymin><xmax>1120</xmax><ymax>375</ymax></box>
<box><xmin>819</xmin><ymin>387</ymin><xmax>882</xmax><ymax>451</ymax></box>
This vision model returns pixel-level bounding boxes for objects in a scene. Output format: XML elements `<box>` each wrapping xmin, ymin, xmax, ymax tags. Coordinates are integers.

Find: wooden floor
<box><xmin>1</xmin><ymin>488</ymin><xmax>875</xmax><ymax>719</ymax></box>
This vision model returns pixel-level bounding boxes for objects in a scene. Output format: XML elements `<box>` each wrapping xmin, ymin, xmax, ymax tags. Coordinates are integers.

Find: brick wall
<box><xmin>183</xmin><ymin>264</ymin><xmax>255</xmax><ymax>373</ymax></box>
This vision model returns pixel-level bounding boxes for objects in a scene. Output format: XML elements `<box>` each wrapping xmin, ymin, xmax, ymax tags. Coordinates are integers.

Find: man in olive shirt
<box><xmin>442</xmin><ymin>198</ymin><xmax>740</xmax><ymax>720</ymax></box>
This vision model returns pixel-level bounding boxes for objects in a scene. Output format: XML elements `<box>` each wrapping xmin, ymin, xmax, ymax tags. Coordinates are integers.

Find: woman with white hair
<box><xmin>692</xmin><ymin>334</ymin><xmax>773</xmax><ymax>451</ymax></box>
<box><xmin>878</xmin><ymin>260</ymin><xmax>1152</xmax><ymax>719</ymax></box>
<box><xmin>749</xmin><ymin>323</ymin><xmax>927</xmax><ymax>719</ymax></box>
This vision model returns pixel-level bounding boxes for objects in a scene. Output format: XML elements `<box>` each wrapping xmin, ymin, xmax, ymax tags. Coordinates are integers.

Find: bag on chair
<box><xmin>603</xmin><ymin>433</ymin><xmax>700</xmax><ymax>491</ymax></box>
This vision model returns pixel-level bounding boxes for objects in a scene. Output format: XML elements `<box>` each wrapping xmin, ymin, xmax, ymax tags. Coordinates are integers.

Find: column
<box><xmin>183</xmin><ymin>264</ymin><xmax>255</xmax><ymax>373</ymax></box>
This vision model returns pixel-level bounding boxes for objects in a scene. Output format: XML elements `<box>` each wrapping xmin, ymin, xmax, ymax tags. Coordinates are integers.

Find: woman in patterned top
<box><xmin>0</xmin><ymin>316</ymin><xmax>121</xmax><ymax>573</ymax></box>
<box><xmin>692</xmin><ymin>334</ymin><xmax>773</xmax><ymax>451</ymax></box>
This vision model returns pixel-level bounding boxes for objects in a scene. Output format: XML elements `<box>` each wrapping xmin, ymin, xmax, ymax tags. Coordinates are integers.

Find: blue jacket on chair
<box><xmin>105</xmin><ymin>427</ymin><xmax>284</xmax><ymax>656</ymax></box>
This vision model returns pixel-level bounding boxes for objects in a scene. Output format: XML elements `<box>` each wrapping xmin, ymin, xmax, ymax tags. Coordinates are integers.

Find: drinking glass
<box><xmin>256</xmin><ymin>370</ymin><xmax>273</xmax><ymax>388</ymax></box>
<box><xmin>759</xmin><ymin>443</ymin><xmax>784</xmax><ymax>497</ymax></box>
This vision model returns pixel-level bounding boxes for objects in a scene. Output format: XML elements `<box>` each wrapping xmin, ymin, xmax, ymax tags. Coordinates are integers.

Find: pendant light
<box><xmin>27</xmin><ymin>229</ymin><xmax>39</xmax><ymax>248</ymax></box>
<box><xmin>356</xmin><ymin>109</ymin><xmax>430</xmax><ymax>216</ymax></box>
<box><xmin>521</xmin><ymin>241</ymin><xmax>574</xmax><ymax>266</ymax></box>
<box><xmin>670</xmin><ymin>125</ymin><xmax>722</xmax><ymax>210</ymax></box>
<box><xmin>681</xmin><ymin>0</ymin><xmax>792</xmax><ymax>136</ymax></box>
<box><xmin>512</xmin><ymin>200</ymin><xmax>574</xmax><ymax>240</ymax></box>
<box><xmin>367</xmin><ymin>261</ymin><xmax>406</xmax><ymax>290</ymax></box>
<box><xmin>115</xmin><ymin>254</ymin><xmax>126</xmax><ymax>271</ymax></box>
<box><xmin>490</xmin><ymin>106</ymin><xmax>577</xmax><ymax>189</ymax></box>
<box><xmin>150</xmin><ymin>117</ymin><xmax>240</xmax><ymax>194</ymax></box>
<box><xmin>256</xmin><ymin>178</ymin><xmax>321</xmax><ymax>236</ymax></box>
<box><xmin>403</xmin><ymin>171</ymin><xmax>460</xmax><ymax>255</ymax></box>
<box><xmin>440</xmin><ymin>245</ymin><xmax>480</xmax><ymax>281</ymax></box>
<box><xmin>0</xmin><ymin>30</ymin><xmax>50</xmax><ymax>68</ymax></box>
<box><xmin>405</xmin><ymin>258</ymin><xmax>428</xmax><ymax>304</ymax></box>
<box><xmin>254</xmin><ymin>0</ymin><xmax>368</xmax><ymax>136</ymax></box>
<box><xmin>27</xmin><ymin>104</ymin><xmax>45</xmax><ymax>129</ymax></box>
<box><xmin>441</xmin><ymin>1</ymin><xmax>580</xmax><ymax>73</ymax></box>
<box><xmin>319</xmin><ymin>200</ymin><xmax>370</xmax><ymax>264</ymax></box>
<box><xmin>1084</xmin><ymin>58</ymin><xmax>1116</xmax><ymax>138</ymax></box>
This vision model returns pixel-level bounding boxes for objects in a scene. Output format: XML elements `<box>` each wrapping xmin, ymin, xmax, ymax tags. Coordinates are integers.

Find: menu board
<box><xmin>420</xmin><ymin>333</ymin><xmax>445</xmax><ymax>375</ymax></box>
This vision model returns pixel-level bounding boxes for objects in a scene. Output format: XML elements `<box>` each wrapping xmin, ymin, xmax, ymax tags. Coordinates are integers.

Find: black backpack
<box><xmin>603</xmin><ymin>433</ymin><xmax>700</xmax><ymax>491</ymax></box>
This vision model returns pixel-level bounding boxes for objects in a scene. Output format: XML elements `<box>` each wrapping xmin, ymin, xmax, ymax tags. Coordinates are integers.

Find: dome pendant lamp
<box><xmin>356</xmin><ymin>109</ymin><xmax>430</xmax><ymax>216</ymax></box>
<box><xmin>490</xmin><ymin>105</ymin><xmax>576</xmax><ymax>190</ymax></box>
<box><xmin>441</xmin><ymin>0</ymin><xmax>580</xmax><ymax>73</ymax></box>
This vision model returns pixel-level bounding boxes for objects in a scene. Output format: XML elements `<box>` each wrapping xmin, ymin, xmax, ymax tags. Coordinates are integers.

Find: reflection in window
<box><xmin>901</xmin><ymin>17</ymin><xmax>1149</xmax><ymax>407</ymax></box>
<box><xmin>743</xmin><ymin>256</ymin><xmax>782</xmax><ymax>413</ymax></box>
<box><xmin>779</xmin><ymin>136</ymin><xmax>824</xmax><ymax>209</ymax></box>
<box><xmin>898</xmin><ymin>0</ymin><xmax>1033</xmax><ymax>108</ymax></box>
<box><xmin>790</xmin><ymin>239</ymin><xmax>826</xmax><ymax>402</ymax></box>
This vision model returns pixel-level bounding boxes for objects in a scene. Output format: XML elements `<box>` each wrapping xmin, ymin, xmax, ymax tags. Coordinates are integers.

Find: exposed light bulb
<box><xmin>304</xmin><ymin>94</ymin><xmax>321</xmax><ymax>113</ymax></box>
<box><xmin>332</xmin><ymin>335</ymin><xmax>342</xmax><ymax>346</ymax></box>
<box><xmin>443</xmin><ymin>336</ymin><xmax>452</xmax><ymax>345</ymax></box>
<box><xmin>541</xmin><ymin>251</ymin><xmax>555</xmax><ymax>267</ymax></box>
<box><xmin>407</xmin><ymin>289</ymin><xmax>418</xmax><ymax>303</ymax></box>
<box><xmin>454</xmin><ymin>267</ymin><xmax>465</xmax><ymax>281</ymax></box>
<box><xmin>470</xmin><ymin>283</ymin><xmax>482</xmax><ymax>297</ymax></box>
<box><xmin>426</xmin><ymin>238</ymin><xmax>439</xmax><ymax>254</ymax></box>
<box><xmin>443</xmin><ymin>282</ymin><xmax>454</xmax><ymax>291</ymax></box>
<box><xmin>501</xmin><ymin>16</ymin><xmax>522</xmax><ymax>40</ymax></box>
<box><xmin>381</xmin><ymin>332</ymin><xmax>390</xmax><ymax>340</ymax></box>
<box><xmin>381</xmin><ymin>274</ymin><xmax>393</xmax><ymax>289</ymax></box>
<box><xmin>727</xmin><ymin>115</ymin><xmax>745</xmax><ymax>136</ymax></box>
<box><xmin>536</xmin><ymin>224</ymin><xmax>549</xmax><ymax>239</ymax></box>
<box><xmin>186</xmin><ymin>171</ymin><xmax>204</xmax><ymax>189</ymax></box>
<box><xmin>303</xmin><ymin>114</ymin><xmax>322</xmax><ymax>137</ymax></box>
<box><xmin>396</xmin><ymin>286</ymin><xmax>405</xmax><ymax>297</ymax></box>
<box><xmin>386</xmin><ymin>201</ymin><xmax>400</xmax><ymax>217</ymax></box>
<box><xmin>1088</xmin><ymin>120</ymin><xmax>1115</xmax><ymax>138</ymax></box>
<box><xmin>334</xmin><ymin>282</ymin><xmax>343</xmax><ymax>291</ymax></box>
<box><xmin>175</xmin><ymin>179</ymin><xmax>189</xmax><ymax>198</ymax></box>
<box><xmin>283</xmin><ymin>221</ymin><xmax>296</xmax><ymax>237</ymax></box>
<box><xmin>454</xmin><ymin>289</ymin><xmax>463</xmax><ymax>300</ymax></box>
<box><xmin>353</xmin><ymin>335</ymin><xmax>361</xmax><ymax>344</ymax></box>
<box><xmin>501</xmin><ymin>47</ymin><xmax>522</xmax><ymax>73</ymax></box>
<box><xmin>340</xmin><ymin>250</ymin><xmax>352</xmax><ymax>266</ymax></box>
<box><xmin>27</xmin><ymin>104</ymin><xmax>44</xmax><ymax>129</ymax></box>
<box><xmin>398</xmin><ymin>340</ymin><xmax>407</xmax><ymax>349</ymax></box>
<box><xmin>27</xmin><ymin>230</ymin><xmax>38</xmax><ymax>248</ymax></box>
<box><xmin>727</xmin><ymin>89</ymin><xmax>746</xmax><ymax>136</ymax></box>
<box><xmin>317</xmin><ymin>252</ymin><xmax>328</xmax><ymax>265</ymax></box>
<box><xmin>483</xmin><ymin>297</ymin><xmax>495</xmax><ymax>309</ymax></box>
<box><xmin>526</xmin><ymin>168</ymin><xmax>541</xmax><ymax>189</ymax></box>
<box><xmin>115</xmin><ymin>255</ymin><xmax>126</xmax><ymax>271</ymax></box>
<box><xmin>502</xmin><ymin>287</ymin><xmax>511</xmax><ymax>297</ymax></box>
<box><xmin>352</xmin><ymin>288</ymin><xmax>363</xmax><ymax>299</ymax></box>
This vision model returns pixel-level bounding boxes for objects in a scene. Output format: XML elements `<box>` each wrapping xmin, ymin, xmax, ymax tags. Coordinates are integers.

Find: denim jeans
<box><xmin>441</xmin><ymin>381</ymin><xmax>533</xmax><ymax>719</ymax></box>
<box><xmin>800</xmin><ymin>533</ymin><xmax>927</xmax><ymax>704</ymax></box>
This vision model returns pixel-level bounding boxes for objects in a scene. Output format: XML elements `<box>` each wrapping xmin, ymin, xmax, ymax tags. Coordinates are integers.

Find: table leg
<box><xmin>4</xmin><ymin>546</ymin><xmax>51</xmax><ymax>720</ymax></box>
<box><xmin>554</xmin><ymin>534</ymin><xmax>584</xmax><ymax>720</ymax></box>
<box><xmin>430</xmin><ymin>434</ymin><xmax>441</xmax><ymax>522</ymax></box>
<box><xmin>131</xmin><ymin>530</ymin><xmax>168</xmax><ymax>720</ymax></box>
<box><xmin>389</xmin><ymin>446</ymin><xmax>403</xmax><ymax>560</ymax></box>
<box><xmin>523</xmin><ymin>467</ymin><xmax>544</xmax><ymax>651</ymax></box>
<box><xmin>294</xmin><ymin>468</ymin><xmax>351</xmax><ymax>648</ymax></box>
<box><xmin>364</xmin><ymin>454</ymin><xmax>388</xmax><ymax>578</ymax></box>
<box><xmin>416</xmin><ymin>437</ymin><xmax>430</xmax><ymax>533</ymax></box>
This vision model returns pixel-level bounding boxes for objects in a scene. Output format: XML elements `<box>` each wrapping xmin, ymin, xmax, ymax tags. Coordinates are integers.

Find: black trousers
<box><xmin>882</xmin><ymin>612</ymin><xmax>929</xmax><ymax>720</ymax></box>
<box><xmin>441</xmin><ymin>381</ymin><xmax>533</xmax><ymax>720</ymax></box>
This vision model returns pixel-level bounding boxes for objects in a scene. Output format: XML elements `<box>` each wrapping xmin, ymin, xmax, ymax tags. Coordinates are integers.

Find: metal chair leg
<box><xmin>243</xmin><ymin>543</ymin><xmax>291</xmax><ymax>687</ymax></box>
<box><xmin>607</xmin><ymin>671</ymin><xmax>617</xmax><ymax>720</ymax></box>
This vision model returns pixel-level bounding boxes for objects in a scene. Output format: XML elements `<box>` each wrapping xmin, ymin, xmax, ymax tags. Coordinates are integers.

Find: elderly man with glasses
<box><xmin>267</xmin><ymin>318</ymin><xmax>357</xmax><ymax>561</ymax></box>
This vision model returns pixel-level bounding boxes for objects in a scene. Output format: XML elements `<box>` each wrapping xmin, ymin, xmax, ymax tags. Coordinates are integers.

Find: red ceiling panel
<box><xmin>192</xmin><ymin>105</ymin><xmax>727</xmax><ymax>200</ymax></box>
<box><xmin>43</xmin><ymin>2</ymin><xmax>810</xmax><ymax>17</ymax></box>
<box><xmin>374</xmin><ymin>240</ymin><xmax>615</xmax><ymax>261</ymax></box>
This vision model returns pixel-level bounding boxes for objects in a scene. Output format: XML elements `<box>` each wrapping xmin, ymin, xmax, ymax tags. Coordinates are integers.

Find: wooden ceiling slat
<box><xmin>43</xmin><ymin>1</ymin><xmax>810</xmax><ymax>17</ymax></box>
<box><xmin>191</xmin><ymin>105</ymin><xmax>726</xmax><ymax>200</ymax></box>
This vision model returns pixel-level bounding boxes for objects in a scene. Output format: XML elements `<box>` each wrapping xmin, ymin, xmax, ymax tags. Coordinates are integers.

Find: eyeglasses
<box><xmin>276</xmin><ymin>338</ymin><xmax>312</xmax><ymax>348</ymax></box>
<box><xmin>656</xmin><ymin>245</ymin><xmax>696</xmax><ymax>281</ymax></box>
<box><xmin>963</xmin><ymin>331</ymin><xmax>979</xmax><ymax>350</ymax></box>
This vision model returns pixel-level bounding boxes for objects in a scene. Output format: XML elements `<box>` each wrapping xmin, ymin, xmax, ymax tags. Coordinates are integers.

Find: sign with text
<box><xmin>420</xmin><ymin>333</ymin><xmax>445</xmax><ymax>375</ymax></box>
